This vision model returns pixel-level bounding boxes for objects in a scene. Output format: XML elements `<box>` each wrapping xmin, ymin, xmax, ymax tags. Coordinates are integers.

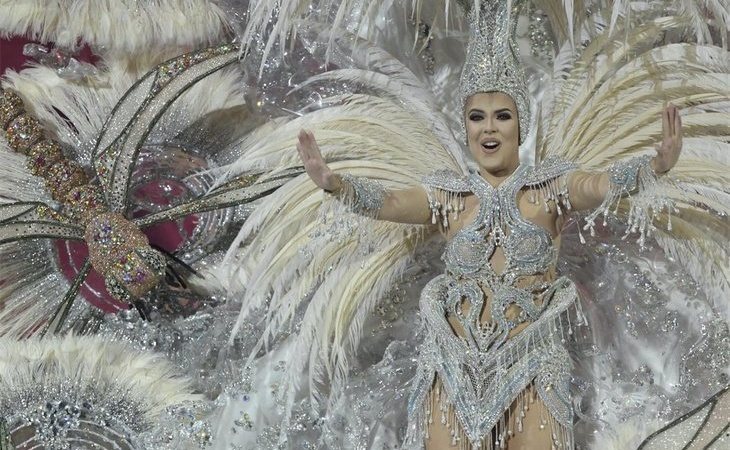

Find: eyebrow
<box><xmin>468</xmin><ymin>107</ymin><xmax>514</xmax><ymax>114</ymax></box>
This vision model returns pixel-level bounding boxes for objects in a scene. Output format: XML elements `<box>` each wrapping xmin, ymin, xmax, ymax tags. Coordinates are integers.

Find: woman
<box><xmin>296</xmin><ymin>91</ymin><xmax>682</xmax><ymax>449</ymax></box>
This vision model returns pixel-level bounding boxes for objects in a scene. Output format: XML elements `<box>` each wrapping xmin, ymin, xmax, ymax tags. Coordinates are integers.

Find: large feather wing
<box><xmin>539</xmin><ymin>12</ymin><xmax>730</xmax><ymax>310</ymax></box>
<box><xmin>539</xmin><ymin>6</ymin><xmax>730</xmax><ymax>448</ymax></box>
<box><xmin>220</xmin><ymin>35</ymin><xmax>465</xmax><ymax>411</ymax></box>
<box><xmin>0</xmin><ymin>0</ymin><xmax>229</xmax><ymax>59</ymax></box>
<box><xmin>0</xmin><ymin>44</ymin><xmax>263</xmax><ymax>335</ymax></box>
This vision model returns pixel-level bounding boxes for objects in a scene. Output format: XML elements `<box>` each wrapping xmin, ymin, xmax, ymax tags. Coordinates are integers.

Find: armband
<box><xmin>583</xmin><ymin>155</ymin><xmax>673</xmax><ymax>247</ymax></box>
<box><xmin>328</xmin><ymin>174</ymin><xmax>385</xmax><ymax>217</ymax></box>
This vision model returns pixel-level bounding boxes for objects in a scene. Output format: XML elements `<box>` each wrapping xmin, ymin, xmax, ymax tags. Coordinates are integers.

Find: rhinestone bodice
<box><xmin>406</xmin><ymin>158</ymin><xmax>579</xmax><ymax>448</ymax></box>
<box><xmin>424</xmin><ymin>158</ymin><xmax>577</xmax><ymax>335</ymax></box>
<box><xmin>443</xmin><ymin>165</ymin><xmax>556</xmax><ymax>284</ymax></box>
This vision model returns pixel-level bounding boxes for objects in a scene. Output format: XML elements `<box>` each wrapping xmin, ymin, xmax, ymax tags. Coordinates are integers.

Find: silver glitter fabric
<box><xmin>583</xmin><ymin>155</ymin><xmax>674</xmax><ymax>248</ymax></box>
<box><xmin>0</xmin><ymin>335</ymin><xmax>206</xmax><ymax>450</ymax></box>
<box><xmin>459</xmin><ymin>0</ymin><xmax>531</xmax><ymax>143</ymax></box>
<box><xmin>405</xmin><ymin>158</ymin><xmax>580</xmax><ymax>449</ymax></box>
<box><xmin>637</xmin><ymin>386</ymin><xmax>730</xmax><ymax>450</ymax></box>
<box><xmin>336</xmin><ymin>174</ymin><xmax>386</xmax><ymax>217</ymax></box>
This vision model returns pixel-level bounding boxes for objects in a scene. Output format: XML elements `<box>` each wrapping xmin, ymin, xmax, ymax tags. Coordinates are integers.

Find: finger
<box><xmin>662</xmin><ymin>105</ymin><xmax>670</xmax><ymax>138</ymax></box>
<box><xmin>308</xmin><ymin>133</ymin><xmax>323</xmax><ymax>157</ymax></box>
<box><xmin>296</xmin><ymin>143</ymin><xmax>307</xmax><ymax>161</ymax></box>
<box><xmin>308</xmin><ymin>132</ymin><xmax>318</xmax><ymax>150</ymax></box>
<box><xmin>300</xmin><ymin>142</ymin><xmax>315</xmax><ymax>162</ymax></box>
<box><xmin>298</xmin><ymin>131</ymin><xmax>309</xmax><ymax>149</ymax></box>
<box><xmin>674</xmin><ymin>107</ymin><xmax>681</xmax><ymax>139</ymax></box>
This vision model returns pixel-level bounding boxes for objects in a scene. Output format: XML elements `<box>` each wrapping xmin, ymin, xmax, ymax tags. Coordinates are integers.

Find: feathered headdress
<box><xmin>459</xmin><ymin>0</ymin><xmax>531</xmax><ymax>143</ymax></box>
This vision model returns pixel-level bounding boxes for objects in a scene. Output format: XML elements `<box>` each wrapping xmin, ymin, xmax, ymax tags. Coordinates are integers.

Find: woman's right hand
<box><xmin>296</xmin><ymin>129</ymin><xmax>341</xmax><ymax>192</ymax></box>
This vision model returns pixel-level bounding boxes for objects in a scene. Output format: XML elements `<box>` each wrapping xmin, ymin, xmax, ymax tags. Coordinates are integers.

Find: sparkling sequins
<box><xmin>460</xmin><ymin>0</ymin><xmax>531</xmax><ymax>143</ymax></box>
<box><xmin>336</xmin><ymin>174</ymin><xmax>386</xmax><ymax>217</ymax></box>
<box><xmin>151</xmin><ymin>43</ymin><xmax>238</xmax><ymax>94</ymax></box>
<box><xmin>85</xmin><ymin>212</ymin><xmax>165</xmax><ymax>302</ymax></box>
<box><xmin>430</xmin><ymin>162</ymin><xmax>575</xmax><ymax>283</ymax></box>
<box><xmin>583</xmin><ymin>155</ymin><xmax>674</xmax><ymax>247</ymax></box>
<box><xmin>408</xmin><ymin>277</ymin><xmax>578</xmax><ymax>448</ymax></box>
<box><xmin>0</xmin><ymin>335</ymin><xmax>202</xmax><ymax>449</ymax></box>
<box><xmin>27</xmin><ymin>140</ymin><xmax>64</xmax><ymax>176</ymax></box>
<box><xmin>445</xmin><ymin>230</ymin><xmax>494</xmax><ymax>275</ymax></box>
<box><xmin>408</xmin><ymin>161</ymin><xmax>580</xmax><ymax>448</ymax></box>
<box><xmin>0</xmin><ymin>89</ymin><xmax>24</xmax><ymax>128</ymax></box>
<box><xmin>46</xmin><ymin>160</ymin><xmax>88</xmax><ymax>200</ymax></box>
<box><xmin>94</xmin><ymin>43</ymin><xmax>240</xmax><ymax>212</ymax></box>
<box><xmin>64</xmin><ymin>184</ymin><xmax>106</xmax><ymax>221</ymax></box>
<box><xmin>0</xmin><ymin>44</ymin><xmax>255</xmax><ymax>311</ymax></box>
<box><xmin>5</xmin><ymin>113</ymin><xmax>43</xmax><ymax>153</ymax></box>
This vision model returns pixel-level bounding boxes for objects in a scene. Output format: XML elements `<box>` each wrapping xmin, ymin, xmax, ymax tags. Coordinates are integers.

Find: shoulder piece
<box><xmin>524</xmin><ymin>156</ymin><xmax>578</xmax><ymax>188</ymax></box>
<box><xmin>421</xmin><ymin>169</ymin><xmax>469</xmax><ymax>228</ymax></box>
<box><xmin>520</xmin><ymin>156</ymin><xmax>577</xmax><ymax>218</ymax></box>
<box><xmin>422</xmin><ymin>169</ymin><xmax>471</xmax><ymax>193</ymax></box>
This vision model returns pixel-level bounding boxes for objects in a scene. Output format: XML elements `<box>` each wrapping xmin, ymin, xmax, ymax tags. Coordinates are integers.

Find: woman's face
<box><xmin>465</xmin><ymin>92</ymin><xmax>520</xmax><ymax>177</ymax></box>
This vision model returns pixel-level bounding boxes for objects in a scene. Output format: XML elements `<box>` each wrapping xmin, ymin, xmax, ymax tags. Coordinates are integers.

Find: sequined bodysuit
<box><xmin>404</xmin><ymin>158</ymin><xmax>581</xmax><ymax>450</ymax></box>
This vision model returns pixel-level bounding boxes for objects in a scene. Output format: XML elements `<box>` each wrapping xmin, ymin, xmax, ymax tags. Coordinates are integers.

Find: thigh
<box><xmin>425</xmin><ymin>378</ymin><xmax>462</xmax><ymax>449</ymax></box>
<box><xmin>506</xmin><ymin>385</ymin><xmax>553</xmax><ymax>450</ymax></box>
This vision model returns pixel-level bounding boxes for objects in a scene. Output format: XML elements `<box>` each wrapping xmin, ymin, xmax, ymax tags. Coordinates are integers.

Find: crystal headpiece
<box><xmin>459</xmin><ymin>0</ymin><xmax>530</xmax><ymax>143</ymax></box>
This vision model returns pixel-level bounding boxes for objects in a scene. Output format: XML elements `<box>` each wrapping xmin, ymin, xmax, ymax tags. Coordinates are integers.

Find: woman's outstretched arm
<box><xmin>566</xmin><ymin>104</ymin><xmax>683</xmax><ymax>211</ymax></box>
<box><xmin>296</xmin><ymin>129</ymin><xmax>432</xmax><ymax>225</ymax></box>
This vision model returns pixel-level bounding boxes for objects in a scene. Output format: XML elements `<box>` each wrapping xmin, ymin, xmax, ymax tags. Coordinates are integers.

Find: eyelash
<box><xmin>469</xmin><ymin>113</ymin><xmax>512</xmax><ymax>121</ymax></box>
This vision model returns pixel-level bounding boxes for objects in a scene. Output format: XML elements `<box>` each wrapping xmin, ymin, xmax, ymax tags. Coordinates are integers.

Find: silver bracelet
<box><xmin>607</xmin><ymin>154</ymin><xmax>653</xmax><ymax>191</ymax></box>
<box><xmin>333</xmin><ymin>174</ymin><xmax>386</xmax><ymax>217</ymax></box>
<box><xmin>583</xmin><ymin>155</ymin><xmax>673</xmax><ymax>247</ymax></box>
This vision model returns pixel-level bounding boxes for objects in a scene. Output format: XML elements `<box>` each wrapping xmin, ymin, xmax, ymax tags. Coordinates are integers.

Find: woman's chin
<box><xmin>476</xmin><ymin>157</ymin><xmax>520</xmax><ymax>177</ymax></box>
<box><xmin>477</xmin><ymin>157</ymin><xmax>504</xmax><ymax>171</ymax></box>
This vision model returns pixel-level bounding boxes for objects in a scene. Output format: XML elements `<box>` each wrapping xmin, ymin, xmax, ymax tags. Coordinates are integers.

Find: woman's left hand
<box><xmin>652</xmin><ymin>103</ymin><xmax>682</xmax><ymax>174</ymax></box>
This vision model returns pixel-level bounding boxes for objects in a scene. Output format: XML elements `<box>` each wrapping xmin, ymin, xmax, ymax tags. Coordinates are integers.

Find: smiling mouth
<box><xmin>480</xmin><ymin>140</ymin><xmax>500</xmax><ymax>153</ymax></box>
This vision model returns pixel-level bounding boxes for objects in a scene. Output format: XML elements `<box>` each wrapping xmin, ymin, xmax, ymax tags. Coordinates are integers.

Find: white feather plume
<box><xmin>0</xmin><ymin>334</ymin><xmax>200</xmax><ymax>418</ymax></box>
<box><xmin>219</xmin><ymin>88</ymin><xmax>458</xmax><ymax>412</ymax></box>
<box><xmin>0</xmin><ymin>0</ymin><xmax>229</xmax><ymax>58</ymax></box>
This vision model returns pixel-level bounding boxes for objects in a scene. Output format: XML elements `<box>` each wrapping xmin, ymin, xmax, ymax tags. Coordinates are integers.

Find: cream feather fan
<box><xmin>219</xmin><ymin>33</ymin><xmax>466</xmax><ymax>412</ymax></box>
<box><xmin>232</xmin><ymin>0</ymin><xmax>728</xmax><ymax>64</ymax></box>
<box><xmin>0</xmin><ymin>334</ymin><xmax>202</xmax><ymax>449</ymax></box>
<box><xmin>538</xmin><ymin>13</ymin><xmax>730</xmax><ymax>315</ymax></box>
<box><xmin>0</xmin><ymin>0</ymin><xmax>229</xmax><ymax>59</ymax></box>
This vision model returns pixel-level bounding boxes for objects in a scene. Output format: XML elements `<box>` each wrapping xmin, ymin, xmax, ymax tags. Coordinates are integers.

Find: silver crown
<box><xmin>459</xmin><ymin>0</ymin><xmax>530</xmax><ymax>143</ymax></box>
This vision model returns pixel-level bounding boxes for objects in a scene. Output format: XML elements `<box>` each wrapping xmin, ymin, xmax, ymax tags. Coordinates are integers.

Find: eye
<box><xmin>497</xmin><ymin>112</ymin><xmax>512</xmax><ymax>120</ymax></box>
<box><xmin>469</xmin><ymin>113</ymin><xmax>483</xmax><ymax>121</ymax></box>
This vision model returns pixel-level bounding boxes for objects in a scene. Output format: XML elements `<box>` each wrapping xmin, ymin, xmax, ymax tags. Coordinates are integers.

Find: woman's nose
<box><xmin>483</xmin><ymin>117</ymin><xmax>497</xmax><ymax>133</ymax></box>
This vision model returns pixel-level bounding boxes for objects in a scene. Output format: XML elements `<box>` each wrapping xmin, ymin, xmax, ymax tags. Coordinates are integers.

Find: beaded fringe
<box><xmin>425</xmin><ymin>187</ymin><xmax>466</xmax><ymax>228</ymax></box>
<box><xmin>426</xmin><ymin>175</ymin><xmax>570</xmax><ymax>230</ymax></box>
<box><xmin>422</xmin><ymin>380</ymin><xmax>575</xmax><ymax>450</ymax></box>
<box><xmin>527</xmin><ymin>175</ymin><xmax>572</xmax><ymax>216</ymax></box>
<box><xmin>408</xmin><ymin>293</ymin><xmax>585</xmax><ymax>450</ymax></box>
<box><xmin>583</xmin><ymin>156</ymin><xmax>674</xmax><ymax>248</ymax></box>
